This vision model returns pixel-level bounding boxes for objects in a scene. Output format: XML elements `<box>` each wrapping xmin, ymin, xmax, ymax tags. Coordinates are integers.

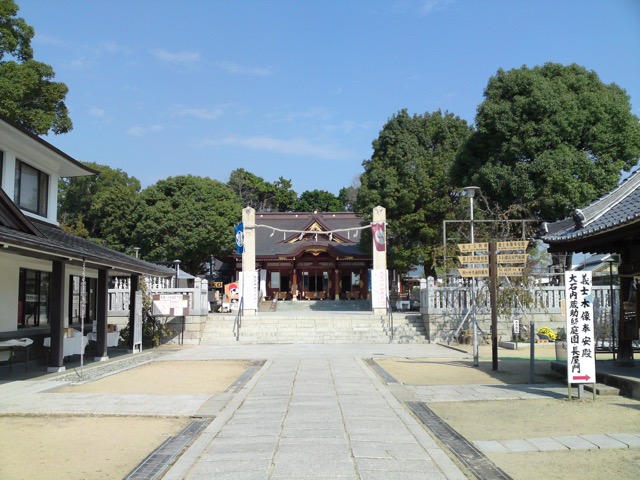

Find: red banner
<box><xmin>372</xmin><ymin>222</ymin><xmax>386</xmax><ymax>252</ymax></box>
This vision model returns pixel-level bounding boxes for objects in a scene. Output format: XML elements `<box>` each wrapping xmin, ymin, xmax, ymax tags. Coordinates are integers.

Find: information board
<box><xmin>565</xmin><ymin>271</ymin><xmax>596</xmax><ymax>384</ymax></box>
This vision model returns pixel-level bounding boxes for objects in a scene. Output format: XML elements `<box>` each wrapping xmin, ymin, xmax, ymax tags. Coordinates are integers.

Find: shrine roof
<box><xmin>542</xmin><ymin>168</ymin><xmax>640</xmax><ymax>249</ymax></box>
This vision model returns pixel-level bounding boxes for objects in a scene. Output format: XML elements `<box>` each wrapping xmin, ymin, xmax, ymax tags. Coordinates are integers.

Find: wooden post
<box><xmin>490</xmin><ymin>242</ymin><xmax>498</xmax><ymax>371</ymax></box>
<box><xmin>47</xmin><ymin>260</ymin><xmax>66</xmax><ymax>373</ymax></box>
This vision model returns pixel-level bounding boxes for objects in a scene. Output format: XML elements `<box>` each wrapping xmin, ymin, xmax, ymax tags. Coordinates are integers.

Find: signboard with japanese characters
<box><xmin>564</xmin><ymin>272</ymin><xmax>596</xmax><ymax>384</ymax></box>
<box><xmin>457</xmin><ymin>242</ymin><xmax>489</xmax><ymax>253</ymax></box>
<box><xmin>371</xmin><ymin>269</ymin><xmax>389</xmax><ymax>309</ymax></box>
<box><xmin>152</xmin><ymin>294</ymin><xmax>190</xmax><ymax>316</ymax></box>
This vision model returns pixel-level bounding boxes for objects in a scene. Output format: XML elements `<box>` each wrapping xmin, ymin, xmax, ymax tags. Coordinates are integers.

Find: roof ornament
<box><xmin>572</xmin><ymin>209</ymin><xmax>586</xmax><ymax>229</ymax></box>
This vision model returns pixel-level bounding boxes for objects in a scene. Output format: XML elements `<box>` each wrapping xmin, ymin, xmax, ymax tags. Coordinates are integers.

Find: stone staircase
<box><xmin>199</xmin><ymin>300</ymin><xmax>429</xmax><ymax>345</ymax></box>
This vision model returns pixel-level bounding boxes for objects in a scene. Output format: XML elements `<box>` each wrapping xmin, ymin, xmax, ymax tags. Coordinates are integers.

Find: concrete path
<box><xmin>163</xmin><ymin>353</ymin><xmax>465</xmax><ymax>480</ymax></box>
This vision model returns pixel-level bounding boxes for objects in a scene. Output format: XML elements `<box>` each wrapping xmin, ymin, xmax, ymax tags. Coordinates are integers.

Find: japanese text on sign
<box><xmin>496</xmin><ymin>241</ymin><xmax>528</xmax><ymax>250</ymax></box>
<box><xmin>457</xmin><ymin>242</ymin><xmax>489</xmax><ymax>253</ymax></box>
<box><xmin>564</xmin><ymin>272</ymin><xmax>596</xmax><ymax>384</ymax></box>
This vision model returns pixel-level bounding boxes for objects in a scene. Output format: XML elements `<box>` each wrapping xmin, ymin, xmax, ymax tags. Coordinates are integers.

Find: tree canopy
<box><xmin>293</xmin><ymin>189</ymin><xmax>344</xmax><ymax>212</ymax></box>
<box><xmin>131</xmin><ymin>175</ymin><xmax>242</xmax><ymax>273</ymax></box>
<box><xmin>228</xmin><ymin>168</ymin><xmax>297</xmax><ymax>212</ymax></box>
<box><xmin>58</xmin><ymin>162</ymin><xmax>143</xmax><ymax>252</ymax></box>
<box><xmin>357</xmin><ymin>109</ymin><xmax>472</xmax><ymax>277</ymax></box>
<box><xmin>0</xmin><ymin>0</ymin><xmax>72</xmax><ymax>134</ymax></box>
<box><xmin>452</xmin><ymin>62</ymin><xmax>640</xmax><ymax>220</ymax></box>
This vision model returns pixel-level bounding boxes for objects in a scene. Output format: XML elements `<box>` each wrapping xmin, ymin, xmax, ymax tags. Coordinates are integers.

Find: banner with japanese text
<box><xmin>565</xmin><ymin>271</ymin><xmax>596</xmax><ymax>384</ymax></box>
<box><xmin>371</xmin><ymin>269</ymin><xmax>389</xmax><ymax>309</ymax></box>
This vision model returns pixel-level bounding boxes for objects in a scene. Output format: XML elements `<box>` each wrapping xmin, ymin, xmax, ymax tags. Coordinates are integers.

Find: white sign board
<box><xmin>371</xmin><ymin>269</ymin><xmax>389</xmax><ymax>309</ymax></box>
<box><xmin>240</xmin><ymin>270</ymin><xmax>259</xmax><ymax>311</ymax></box>
<box><xmin>565</xmin><ymin>271</ymin><xmax>596</xmax><ymax>384</ymax></box>
<box><xmin>152</xmin><ymin>294</ymin><xmax>190</xmax><ymax>316</ymax></box>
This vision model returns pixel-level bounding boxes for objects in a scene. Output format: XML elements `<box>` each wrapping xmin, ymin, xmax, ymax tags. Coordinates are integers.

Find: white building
<box><xmin>0</xmin><ymin>114</ymin><xmax>172</xmax><ymax>372</ymax></box>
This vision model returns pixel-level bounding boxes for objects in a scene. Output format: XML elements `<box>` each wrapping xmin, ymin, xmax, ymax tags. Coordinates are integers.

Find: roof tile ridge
<box><xmin>582</xmin><ymin>169</ymin><xmax>640</xmax><ymax>227</ymax></box>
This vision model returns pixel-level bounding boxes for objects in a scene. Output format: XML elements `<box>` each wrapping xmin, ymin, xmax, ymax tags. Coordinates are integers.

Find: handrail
<box><xmin>386</xmin><ymin>295</ymin><xmax>394</xmax><ymax>342</ymax></box>
<box><xmin>233</xmin><ymin>297</ymin><xmax>244</xmax><ymax>341</ymax></box>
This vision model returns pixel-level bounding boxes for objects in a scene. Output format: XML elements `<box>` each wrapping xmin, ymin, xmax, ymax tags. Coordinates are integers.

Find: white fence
<box><xmin>108</xmin><ymin>276</ymin><xmax>210</xmax><ymax>317</ymax></box>
<box><xmin>419</xmin><ymin>277</ymin><xmax>620</xmax><ymax>344</ymax></box>
<box><xmin>420</xmin><ymin>279</ymin><xmax>616</xmax><ymax>315</ymax></box>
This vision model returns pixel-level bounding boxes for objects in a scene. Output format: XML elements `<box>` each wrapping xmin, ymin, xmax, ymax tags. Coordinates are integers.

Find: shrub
<box><xmin>537</xmin><ymin>326</ymin><xmax>557</xmax><ymax>341</ymax></box>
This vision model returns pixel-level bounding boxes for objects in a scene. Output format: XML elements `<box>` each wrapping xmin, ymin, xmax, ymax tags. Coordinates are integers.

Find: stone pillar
<box><xmin>47</xmin><ymin>260</ymin><xmax>66</xmax><ymax>373</ymax></box>
<box><xmin>371</xmin><ymin>206</ymin><xmax>388</xmax><ymax>315</ymax></box>
<box><xmin>372</xmin><ymin>205</ymin><xmax>387</xmax><ymax>271</ymax></box>
<box><xmin>94</xmin><ymin>268</ymin><xmax>109</xmax><ymax>361</ymax></box>
<box><xmin>241</xmin><ymin>206</ymin><xmax>258</xmax><ymax>315</ymax></box>
<box><xmin>334</xmin><ymin>269</ymin><xmax>340</xmax><ymax>300</ymax></box>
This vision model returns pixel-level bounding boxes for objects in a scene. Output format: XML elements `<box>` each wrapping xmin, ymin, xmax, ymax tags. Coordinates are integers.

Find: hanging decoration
<box><xmin>371</xmin><ymin>222</ymin><xmax>386</xmax><ymax>252</ymax></box>
<box><xmin>235</xmin><ymin>223</ymin><xmax>244</xmax><ymax>254</ymax></box>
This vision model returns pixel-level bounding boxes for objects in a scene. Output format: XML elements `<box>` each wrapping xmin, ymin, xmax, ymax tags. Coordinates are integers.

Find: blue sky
<box><xmin>19</xmin><ymin>0</ymin><xmax>640</xmax><ymax>196</ymax></box>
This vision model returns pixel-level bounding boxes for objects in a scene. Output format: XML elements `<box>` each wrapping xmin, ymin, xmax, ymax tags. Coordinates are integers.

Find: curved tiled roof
<box><xmin>249</xmin><ymin>211</ymin><xmax>370</xmax><ymax>259</ymax></box>
<box><xmin>542</xmin><ymin>168</ymin><xmax>640</xmax><ymax>245</ymax></box>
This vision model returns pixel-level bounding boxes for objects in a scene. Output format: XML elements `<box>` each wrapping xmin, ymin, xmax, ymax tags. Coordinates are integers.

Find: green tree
<box><xmin>132</xmin><ymin>175</ymin><xmax>242</xmax><ymax>273</ymax></box>
<box><xmin>357</xmin><ymin>109</ymin><xmax>472</xmax><ymax>278</ymax></box>
<box><xmin>0</xmin><ymin>0</ymin><xmax>72</xmax><ymax>134</ymax></box>
<box><xmin>452</xmin><ymin>62</ymin><xmax>640</xmax><ymax>220</ymax></box>
<box><xmin>338</xmin><ymin>176</ymin><xmax>360</xmax><ymax>212</ymax></box>
<box><xmin>294</xmin><ymin>189</ymin><xmax>343</xmax><ymax>212</ymax></box>
<box><xmin>228</xmin><ymin>168</ymin><xmax>297</xmax><ymax>212</ymax></box>
<box><xmin>58</xmin><ymin>162</ymin><xmax>142</xmax><ymax>252</ymax></box>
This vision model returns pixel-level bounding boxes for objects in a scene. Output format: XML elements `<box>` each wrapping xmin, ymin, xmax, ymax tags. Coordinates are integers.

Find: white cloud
<box><xmin>127</xmin><ymin>125</ymin><xmax>164</xmax><ymax>137</ymax></box>
<box><xmin>216</xmin><ymin>62</ymin><xmax>273</xmax><ymax>76</ymax></box>
<box><xmin>89</xmin><ymin>107</ymin><xmax>105</xmax><ymax>117</ymax></box>
<box><xmin>277</xmin><ymin>107</ymin><xmax>332</xmax><ymax>123</ymax></box>
<box><xmin>419</xmin><ymin>0</ymin><xmax>454</xmax><ymax>15</ymax></box>
<box><xmin>201</xmin><ymin>135</ymin><xmax>354</xmax><ymax>160</ymax></box>
<box><xmin>151</xmin><ymin>48</ymin><xmax>200</xmax><ymax>65</ymax></box>
<box><xmin>172</xmin><ymin>105</ymin><xmax>225</xmax><ymax>120</ymax></box>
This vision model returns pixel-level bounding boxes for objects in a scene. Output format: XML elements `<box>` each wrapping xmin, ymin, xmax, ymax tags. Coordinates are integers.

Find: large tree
<box><xmin>58</xmin><ymin>162</ymin><xmax>143</xmax><ymax>252</ymax></box>
<box><xmin>357</xmin><ymin>109</ymin><xmax>472</xmax><ymax>277</ymax></box>
<box><xmin>228</xmin><ymin>168</ymin><xmax>297</xmax><ymax>212</ymax></box>
<box><xmin>294</xmin><ymin>189</ymin><xmax>343</xmax><ymax>212</ymax></box>
<box><xmin>132</xmin><ymin>175</ymin><xmax>242</xmax><ymax>273</ymax></box>
<box><xmin>0</xmin><ymin>0</ymin><xmax>72</xmax><ymax>134</ymax></box>
<box><xmin>452</xmin><ymin>63</ymin><xmax>640</xmax><ymax>220</ymax></box>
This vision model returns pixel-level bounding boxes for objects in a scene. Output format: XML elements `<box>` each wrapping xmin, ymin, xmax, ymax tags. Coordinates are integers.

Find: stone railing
<box><xmin>420</xmin><ymin>279</ymin><xmax>617</xmax><ymax>315</ymax></box>
<box><xmin>108</xmin><ymin>276</ymin><xmax>210</xmax><ymax>317</ymax></box>
<box><xmin>419</xmin><ymin>277</ymin><xmax>620</xmax><ymax>344</ymax></box>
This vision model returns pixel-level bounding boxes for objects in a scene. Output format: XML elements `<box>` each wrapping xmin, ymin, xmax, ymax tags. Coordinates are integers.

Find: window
<box><xmin>18</xmin><ymin>269</ymin><xmax>50</xmax><ymax>327</ymax></box>
<box><xmin>14</xmin><ymin>159</ymin><xmax>48</xmax><ymax>216</ymax></box>
<box><xmin>0</xmin><ymin>150</ymin><xmax>4</xmax><ymax>186</ymax></box>
<box><xmin>69</xmin><ymin>275</ymin><xmax>97</xmax><ymax>325</ymax></box>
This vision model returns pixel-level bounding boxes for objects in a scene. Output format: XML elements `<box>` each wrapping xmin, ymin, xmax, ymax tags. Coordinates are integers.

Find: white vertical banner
<box><xmin>240</xmin><ymin>270</ymin><xmax>259</xmax><ymax>311</ymax></box>
<box><xmin>565</xmin><ymin>271</ymin><xmax>596</xmax><ymax>384</ymax></box>
<box><xmin>371</xmin><ymin>269</ymin><xmax>389</xmax><ymax>310</ymax></box>
<box><xmin>259</xmin><ymin>269</ymin><xmax>267</xmax><ymax>300</ymax></box>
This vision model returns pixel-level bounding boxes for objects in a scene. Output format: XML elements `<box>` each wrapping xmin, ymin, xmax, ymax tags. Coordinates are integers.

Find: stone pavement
<box><xmin>2</xmin><ymin>343</ymin><xmax>640</xmax><ymax>480</ymax></box>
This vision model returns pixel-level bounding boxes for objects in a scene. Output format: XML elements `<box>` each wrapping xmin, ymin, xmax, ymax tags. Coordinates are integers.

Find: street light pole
<box><xmin>464</xmin><ymin>186</ymin><xmax>480</xmax><ymax>367</ymax></box>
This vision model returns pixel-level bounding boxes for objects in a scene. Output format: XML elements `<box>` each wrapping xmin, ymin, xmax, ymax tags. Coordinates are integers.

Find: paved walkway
<box><xmin>2</xmin><ymin>343</ymin><xmax>640</xmax><ymax>480</ymax></box>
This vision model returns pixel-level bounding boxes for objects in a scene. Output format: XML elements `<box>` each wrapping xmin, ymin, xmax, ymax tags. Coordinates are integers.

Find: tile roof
<box><xmin>0</xmin><ymin>189</ymin><xmax>173</xmax><ymax>276</ymax></box>
<box><xmin>542</xmin><ymin>168</ymin><xmax>640</xmax><ymax>245</ymax></box>
<box><xmin>251</xmin><ymin>212</ymin><xmax>370</xmax><ymax>258</ymax></box>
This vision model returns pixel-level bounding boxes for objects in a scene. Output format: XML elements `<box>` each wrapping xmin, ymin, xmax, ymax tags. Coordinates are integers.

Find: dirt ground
<box><xmin>1</xmin><ymin>345</ymin><xmax>639</xmax><ymax>480</ymax></box>
<box><xmin>376</xmin><ymin>344</ymin><xmax>640</xmax><ymax>480</ymax></box>
<box><xmin>0</xmin><ymin>359</ymin><xmax>252</xmax><ymax>480</ymax></box>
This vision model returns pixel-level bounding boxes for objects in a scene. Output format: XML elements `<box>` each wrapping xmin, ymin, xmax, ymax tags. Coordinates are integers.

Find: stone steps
<box><xmin>199</xmin><ymin>312</ymin><xmax>428</xmax><ymax>345</ymax></box>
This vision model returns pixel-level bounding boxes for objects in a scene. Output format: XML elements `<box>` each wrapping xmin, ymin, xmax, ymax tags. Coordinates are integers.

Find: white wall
<box><xmin>0</xmin><ymin>251</ymin><xmax>98</xmax><ymax>333</ymax></box>
<box><xmin>0</xmin><ymin>140</ymin><xmax>60</xmax><ymax>225</ymax></box>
